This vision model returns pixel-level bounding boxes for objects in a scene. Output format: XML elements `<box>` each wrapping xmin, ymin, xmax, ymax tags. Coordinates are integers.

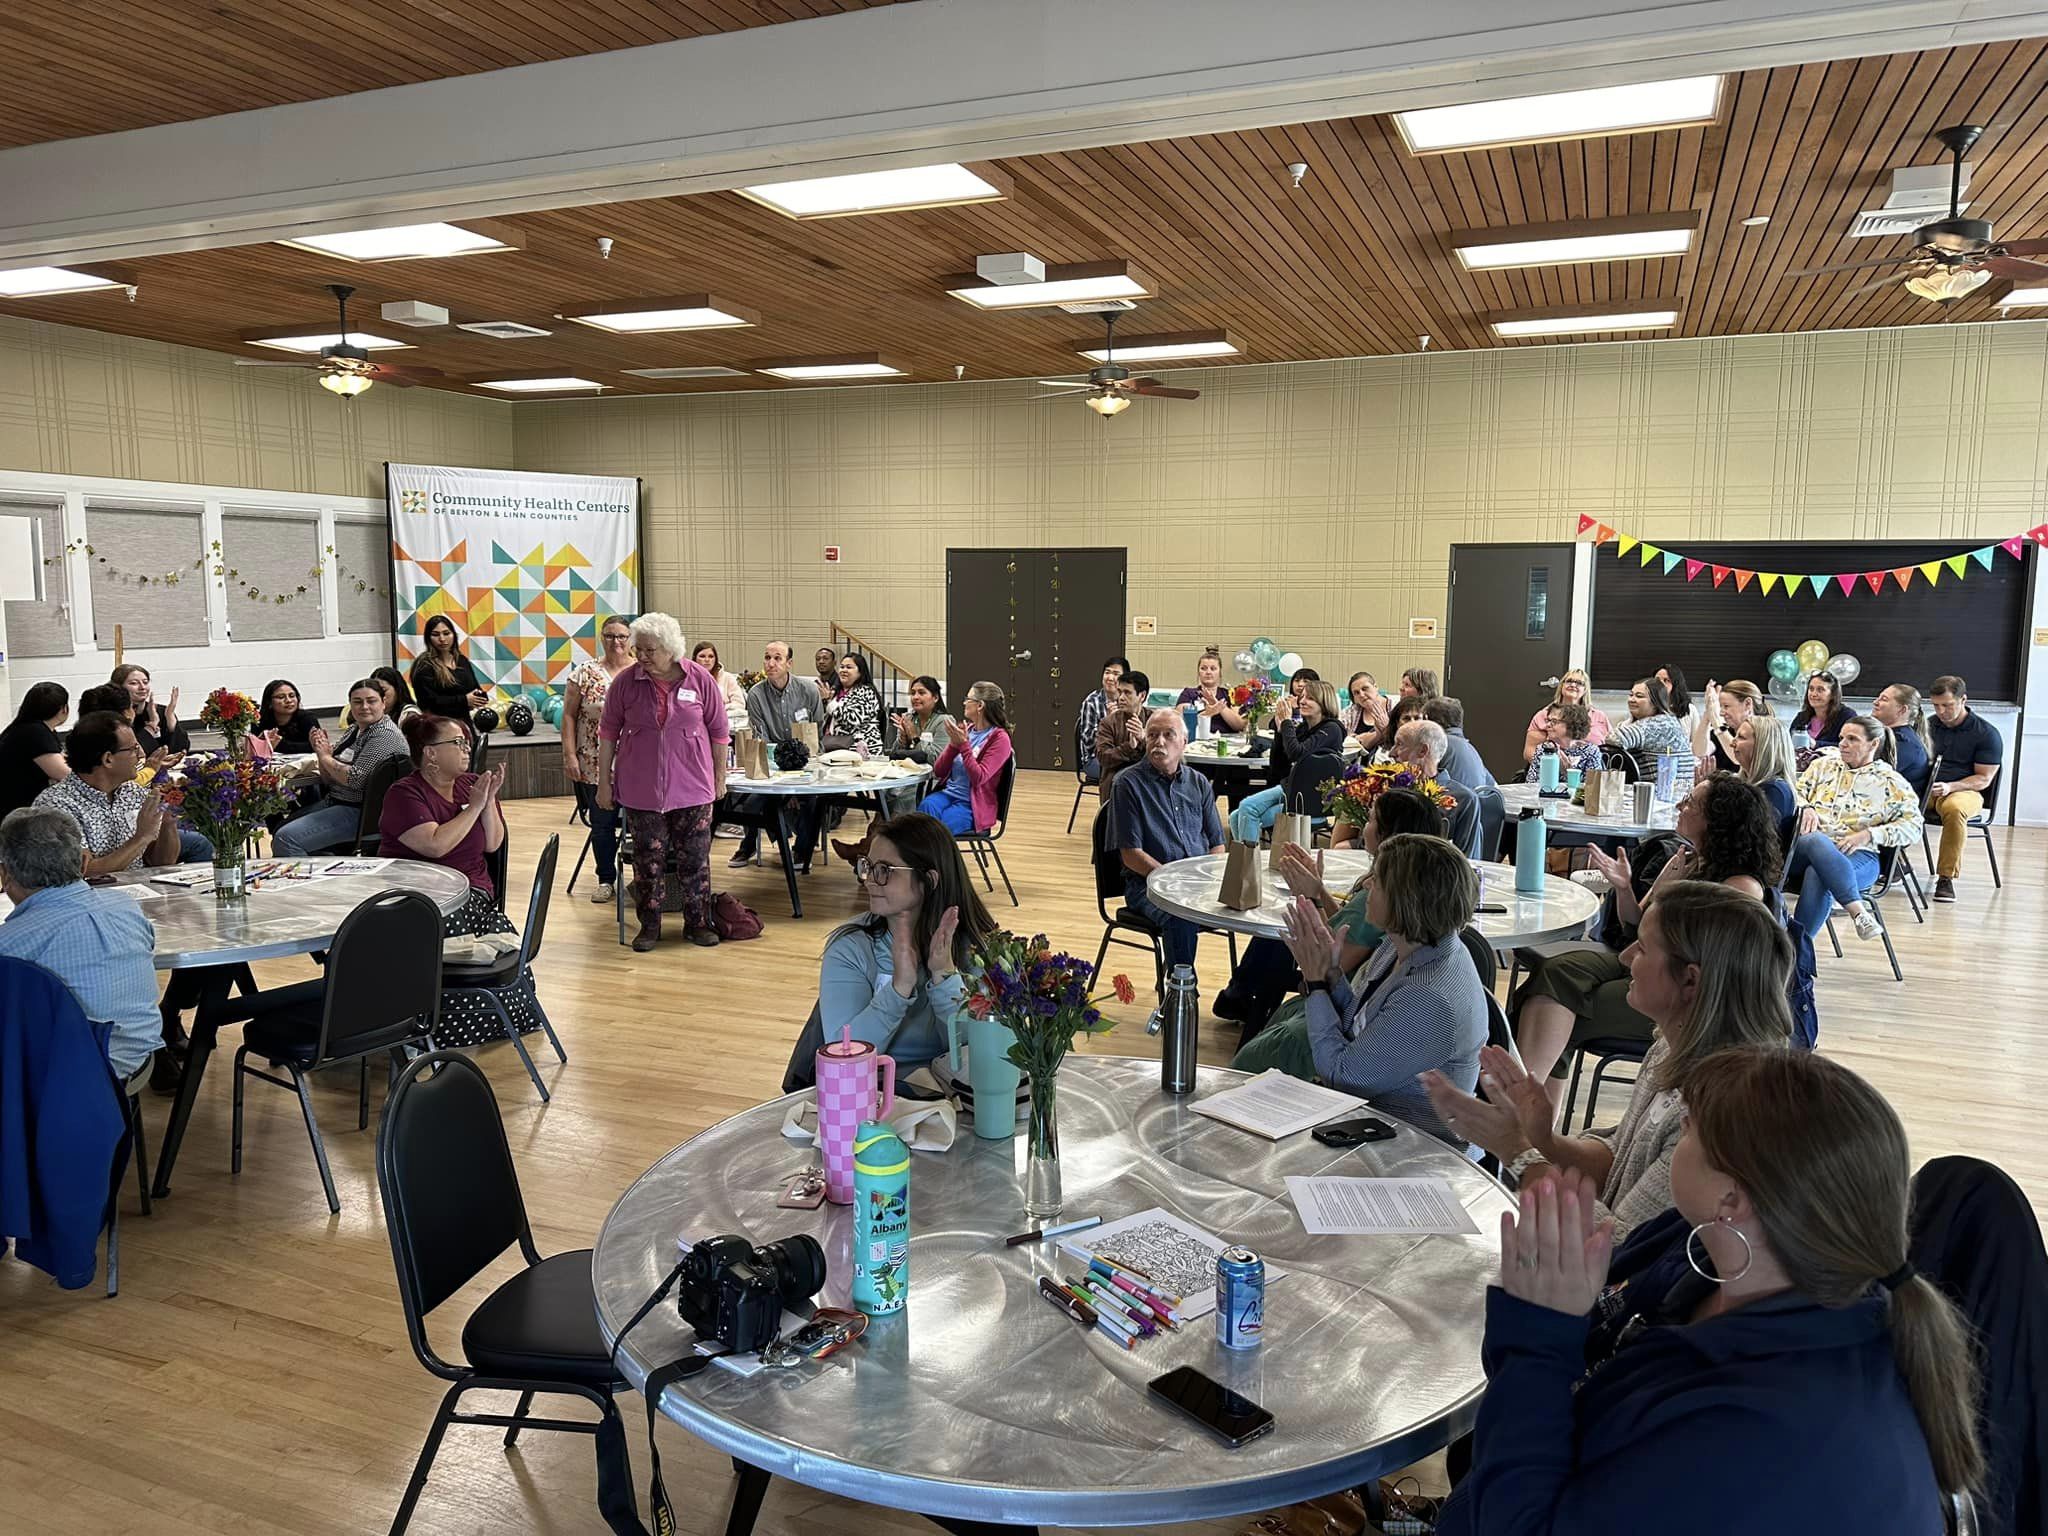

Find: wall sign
<box><xmin>824</xmin><ymin>545</ymin><xmax>841</xmax><ymax>563</ymax></box>
<box><xmin>1132</xmin><ymin>615</ymin><xmax>1158</xmax><ymax>636</ymax></box>
<box><xmin>1408</xmin><ymin>617</ymin><xmax>1438</xmax><ymax>640</ymax></box>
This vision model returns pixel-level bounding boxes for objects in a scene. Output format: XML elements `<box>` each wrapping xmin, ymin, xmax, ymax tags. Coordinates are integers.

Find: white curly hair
<box><xmin>629</xmin><ymin>611</ymin><xmax>686</xmax><ymax>659</ymax></box>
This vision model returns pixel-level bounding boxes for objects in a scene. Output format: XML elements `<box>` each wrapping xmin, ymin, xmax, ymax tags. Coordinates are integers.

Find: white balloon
<box><xmin>1278</xmin><ymin>652</ymin><xmax>1304</xmax><ymax>675</ymax></box>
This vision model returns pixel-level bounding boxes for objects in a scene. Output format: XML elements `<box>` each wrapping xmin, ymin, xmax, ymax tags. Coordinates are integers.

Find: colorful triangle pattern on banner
<box><xmin>1569</xmin><ymin>520</ymin><xmax>2039</xmax><ymax>599</ymax></box>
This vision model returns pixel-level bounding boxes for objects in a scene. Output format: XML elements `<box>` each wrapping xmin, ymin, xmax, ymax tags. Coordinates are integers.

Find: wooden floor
<box><xmin>3</xmin><ymin>772</ymin><xmax>2041</xmax><ymax>1535</ymax></box>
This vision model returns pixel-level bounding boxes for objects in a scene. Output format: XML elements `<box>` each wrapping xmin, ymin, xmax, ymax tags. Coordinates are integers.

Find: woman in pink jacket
<box><xmin>919</xmin><ymin>681</ymin><xmax>1014</xmax><ymax>835</ymax></box>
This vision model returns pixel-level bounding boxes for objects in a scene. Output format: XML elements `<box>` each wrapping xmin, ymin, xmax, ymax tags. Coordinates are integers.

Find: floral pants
<box><xmin>624</xmin><ymin>802</ymin><xmax>715</xmax><ymax>931</ymax></box>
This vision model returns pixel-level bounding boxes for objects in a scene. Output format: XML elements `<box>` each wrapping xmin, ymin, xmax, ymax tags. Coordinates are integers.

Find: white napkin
<box><xmin>442</xmin><ymin>932</ymin><xmax>520</xmax><ymax>965</ymax></box>
<box><xmin>780</xmin><ymin>1094</ymin><xmax>958</xmax><ymax>1153</ymax></box>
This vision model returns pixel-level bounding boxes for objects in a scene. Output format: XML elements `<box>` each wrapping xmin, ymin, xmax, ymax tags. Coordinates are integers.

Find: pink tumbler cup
<box><xmin>816</xmin><ymin>1026</ymin><xmax>896</xmax><ymax>1205</ymax></box>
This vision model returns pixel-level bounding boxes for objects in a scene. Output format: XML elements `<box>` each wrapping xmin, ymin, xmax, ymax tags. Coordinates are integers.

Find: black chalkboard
<box><xmin>1590</xmin><ymin>540</ymin><xmax>2031</xmax><ymax>703</ymax></box>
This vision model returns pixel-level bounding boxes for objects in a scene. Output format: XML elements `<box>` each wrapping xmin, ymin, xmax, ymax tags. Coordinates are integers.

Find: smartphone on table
<box><xmin>1147</xmin><ymin>1366</ymin><xmax>1276</xmax><ymax>1447</ymax></box>
<box><xmin>1311</xmin><ymin>1116</ymin><xmax>1398</xmax><ymax>1148</ymax></box>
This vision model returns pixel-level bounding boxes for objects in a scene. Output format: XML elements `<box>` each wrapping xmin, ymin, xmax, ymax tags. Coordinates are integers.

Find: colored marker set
<box><xmin>1036</xmin><ymin>1254</ymin><xmax>1185</xmax><ymax>1353</ymax></box>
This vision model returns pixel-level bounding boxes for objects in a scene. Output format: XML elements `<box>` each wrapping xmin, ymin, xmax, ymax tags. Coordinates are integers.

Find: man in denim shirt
<box><xmin>1112</xmin><ymin>710</ymin><xmax>1224</xmax><ymax>976</ymax></box>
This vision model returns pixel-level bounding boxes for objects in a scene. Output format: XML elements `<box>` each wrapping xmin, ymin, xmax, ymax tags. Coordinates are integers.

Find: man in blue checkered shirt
<box><xmin>0</xmin><ymin>807</ymin><xmax>163</xmax><ymax>1079</ymax></box>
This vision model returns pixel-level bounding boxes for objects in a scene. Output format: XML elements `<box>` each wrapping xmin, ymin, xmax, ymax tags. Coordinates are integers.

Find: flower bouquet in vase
<box><xmin>154</xmin><ymin>744</ymin><xmax>293</xmax><ymax>900</ymax></box>
<box><xmin>1322</xmin><ymin>760</ymin><xmax>1459</xmax><ymax>831</ymax></box>
<box><xmin>200</xmin><ymin>685</ymin><xmax>260</xmax><ymax>758</ymax></box>
<box><xmin>965</xmin><ymin>932</ymin><xmax>1132</xmax><ymax>1220</ymax></box>
<box><xmin>1230</xmin><ymin>679</ymin><xmax>1279</xmax><ymax>739</ymax></box>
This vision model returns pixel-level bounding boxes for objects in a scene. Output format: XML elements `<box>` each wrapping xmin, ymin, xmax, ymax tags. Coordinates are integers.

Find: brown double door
<box><xmin>946</xmin><ymin>548</ymin><xmax>1127</xmax><ymax>772</ymax></box>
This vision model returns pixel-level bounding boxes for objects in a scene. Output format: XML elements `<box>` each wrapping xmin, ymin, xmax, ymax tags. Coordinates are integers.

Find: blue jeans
<box><xmin>1125</xmin><ymin>877</ymin><xmax>1200</xmax><ymax>973</ymax></box>
<box><xmin>273</xmin><ymin>797</ymin><xmax>361</xmax><ymax>858</ymax></box>
<box><xmin>573</xmin><ymin>780</ymin><xmax>620</xmax><ymax>883</ymax></box>
<box><xmin>919</xmin><ymin>791</ymin><xmax>976</xmax><ymax>835</ymax></box>
<box><xmin>178</xmin><ymin>827</ymin><xmax>215</xmax><ymax>863</ymax></box>
<box><xmin>1228</xmin><ymin>785</ymin><xmax>1286</xmax><ymax>844</ymax></box>
<box><xmin>1786</xmin><ymin>833</ymin><xmax>1880</xmax><ymax>934</ymax></box>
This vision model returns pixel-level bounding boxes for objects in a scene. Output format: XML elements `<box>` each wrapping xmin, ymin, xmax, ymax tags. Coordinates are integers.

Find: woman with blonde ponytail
<box><xmin>1440</xmin><ymin>1047</ymin><xmax>1980</xmax><ymax>1535</ymax></box>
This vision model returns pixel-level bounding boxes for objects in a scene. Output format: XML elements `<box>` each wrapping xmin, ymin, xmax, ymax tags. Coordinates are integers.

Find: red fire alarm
<box><xmin>824</xmin><ymin>545</ymin><xmax>841</xmax><ymax>563</ymax></box>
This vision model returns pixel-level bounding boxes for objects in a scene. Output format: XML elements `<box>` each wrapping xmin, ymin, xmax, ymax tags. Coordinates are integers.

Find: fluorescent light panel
<box><xmin>280</xmin><ymin>222</ymin><xmax>513</xmax><ymax>261</ymax></box>
<box><xmin>1079</xmin><ymin>332</ymin><xmax>1238</xmax><ymax>363</ymax></box>
<box><xmin>1997</xmin><ymin>287</ymin><xmax>2048</xmax><ymax>307</ymax></box>
<box><xmin>1493</xmin><ymin>310</ymin><xmax>1678</xmax><ymax>338</ymax></box>
<box><xmin>249</xmin><ymin>332</ymin><xmax>409</xmax><ymax>352</ymax></box>
<box><xmin>624</xmin><ymin>366</ymin><xmax>749</xmax><ymax>379</ymax></box>
<box><xmin>758</xmin><ymin>361</ymin><xmax>904</xmax><ymax>380</ymax></box>
<box><xmin>475</xmin><ymin>376</ymin><xmax>604</xmax><ymax>392</ymax></box>
<box><xmin>950</xmin><ymin>271</ymin><xmax>1150</xmax><ymax>309</ymax></box>
<box><xmin>1396</xmin><ymin>75</ymin><xmax>1722</xmax><ymax>153</ymax></box>
<box><xmin>1456</xmin><ymin>226</ymin><xmax>1692</xmax><ymax>270</ymax></box>
<box><xmin>0</xmin><ymin>266</ymin><xmax>119</xmax><ymax>297</ymax></box>
<box><xmin>740</xmin><ymin>163</ymin><xmax>1006</xmax><ymax>218</ymax></box>
<box><xmin>568</xmin><ymin>304</ymin><xmax>753</xmax><ymax>334</ymax></box>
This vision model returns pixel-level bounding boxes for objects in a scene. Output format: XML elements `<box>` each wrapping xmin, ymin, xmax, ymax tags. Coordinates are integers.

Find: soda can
<box><xmin>1215</xmin><ymin>1246</ymin><xmax>1265</xmax><ymax>1349</ymax></box>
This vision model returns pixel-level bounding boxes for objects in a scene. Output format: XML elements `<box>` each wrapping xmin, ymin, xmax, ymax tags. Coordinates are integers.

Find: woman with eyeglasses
<box><xmin>813</xmin><ymin>812</ymin><xmax>997</xmax><ymax>1071</ymax></box>
<box><xmin>1520</xmin><ymin>669</ymin><xmax>1611</xmax><ymax>764</ymax></box>
<box><xmin>563</xmin><ymin>616</ymin><xmax>635</xmax><ymax>905</ymax></box>
<box><xmin>380</xmin><ymin>714</ymin><xmax>538</xmax><ymax>1047</ymax></box>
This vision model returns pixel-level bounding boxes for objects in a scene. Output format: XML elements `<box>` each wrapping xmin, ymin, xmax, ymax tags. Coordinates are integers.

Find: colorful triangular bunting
<box><xmin>1639</xmin><ymin>543</ymin><xmax>1661</xmax><ymax>566</ymax></box>
<box><xmin>1577</xmin><ymin>514</ymin><xmax>1597</xmax><ymax>535</ymax></box>
<box><xmin>1711</xmin><ymin>565</ymin><xmax>1733</xmax><ymax>588</ymax></box>
<box><xmin>1890</xmin><ymin>567</ymin><xmax>1914</xmax><ymax>591</ymax></box>
<box><xmin>1809</xmin><ymin>575</ymin><xmax>1831</xmax><ymax>597</ymax></box>
<box><xmin>1595</xmin><ymin>524</ymin><xmax>1616</xmax><ymax>544</ymax></box>
<box><xmin>1760</xmin><ymin>572</ymin><xmax>1782</xmax><ymax>596</ymax></box>
<box><xmin>1918</xmin><ymin>562</ymin><xmax>1943</xmax><ymax>586</ymax></box>
<box><xmin>1661</xmin><ymin>552</ymin><xmax>1681</xmax><ymax>574</ymax></box>
<box><xmin>1734</xmin><ymin>569</ymin><xmax>1755</xmax><ymax>592</ymax></box>
<box><xmin>1685</xmin><ymin>559</ymin><xmax>1706</xmax><ymax>582</ymax></box>
<box><xmin>2002</xmin><ymin>536</ymin><xmax>2026</xmax><ymax>560</ymax></box>
<box><xmin>1617</xmin><ymin>535</ymin><xmax>1638</xmax><ymax>558</ymax></box>
<box><xmin>1971</xmin><ymin>546</ymin><xmax>1996</xmax><ymax>571</ymax></box>
<box><xmin>1945</xmin><ymin>554</ymin><xmax>1968</xmax><ymax>578</ymax></box>
<box><xmin>1862</xmin><ymin>571</ymin><xmax>1885</xmax><ymax>594</ymax></box>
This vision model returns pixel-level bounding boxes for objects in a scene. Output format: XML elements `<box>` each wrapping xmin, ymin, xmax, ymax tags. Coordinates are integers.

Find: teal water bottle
<box><xmin>1515</xmin><ymin>808</ymin><xmax>1547</xmax><ymax>895</ymax></box>
<box><xmin>851</xmin><ymin>1120</ymin><xmax>911</xmax><ymax>1315</ymax></box>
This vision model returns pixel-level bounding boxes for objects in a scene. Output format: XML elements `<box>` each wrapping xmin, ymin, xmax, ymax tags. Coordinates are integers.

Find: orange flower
<box><xmin>1110</xmin><ymin>973</ymin><xmax>1136</xmax><ymax>1005</ymax></box>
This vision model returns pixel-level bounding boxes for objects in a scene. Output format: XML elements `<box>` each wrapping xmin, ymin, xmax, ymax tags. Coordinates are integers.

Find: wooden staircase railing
<box><xmin>829</xmin><ymin>622</ymin><xmax>920</xmax><ymax>714</ymax></box>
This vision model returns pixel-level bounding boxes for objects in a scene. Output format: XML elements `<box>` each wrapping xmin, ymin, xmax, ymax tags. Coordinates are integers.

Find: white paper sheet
<box><xmin>673</xmin><ymin>1232</ymin><xmax>817</xmax><ymax>1376</ymax></box>
<box><xmin>1285</xmin><ymin>1176</ymin><xmax>1482</xmax><ymax>1236</ymax></box>
<box><xmin>1057</xmin><ymin>1207</ymin><xmax>1288</xmax><ymax>1319</ymax></box>
<box><xmin>1190</xmin><ymin>1070</ymin><xmax>1370</xmax><ymax>1140</ymax></box>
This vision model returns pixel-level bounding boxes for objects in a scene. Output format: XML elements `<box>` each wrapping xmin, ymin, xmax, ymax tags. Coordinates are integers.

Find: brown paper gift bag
<box><xmin>1581</xmin><ymin>768</ymin><xmax>1622</xmax><ymax>816</ymax></box>
<box><xmin>1269</xmin><ymin>811</ymin><xmax>1314</xmax><ymax>870</ymax></box>
<box><xmin>737</xmin><ymin>735</ymin><xmax>769</xmax><ymax>779</ymax></box>
<box><xmin>792</xmin><ymin>719</ymin><xmax>821</xmax><ymax>756</ymax></box>
<box><xmin>1218</xmin><ymin>839</ymin><xmax>1264</xmax><ymax>910</ymax></box>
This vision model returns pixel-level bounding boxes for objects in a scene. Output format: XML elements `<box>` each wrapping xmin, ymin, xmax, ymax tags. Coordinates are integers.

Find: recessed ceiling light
<box><xmin>0</xmin><ymin>266</ymin><xmax>120</xmax><ymax>298</ymax></box>
<box><xmin>1741</xmin><ymin>215</ymin><xmax>1771</xmax><ymax>228</ymax></box>
<box><xmin>1492</xmin><ymin>309</ymin><xmax>1679</xmax><ymax>338</ymax></box>
<box><xmin>474</xmin><ymin>376</ymin><xmax>606</xmax><ymax>393</ymax></box>
<box><xmin>755</xmin><ymin>354</ymin><xmax>906</xmax><ymax>381</ymax></box>
<box><xmin>1077</xmin><ymin>329</ymin><xmax>1238</xmax><ymax>363</ymax></box>
<box><xmin>1454</xmin><ymin>223</ymin><xmax>1693</xmax><ymax>270</ymax></box>
<box><xmin>279</xmin><ymin>222</ymin><xmax>516</xmax><ymax>261</ymax></box>
<box><xmin>457</xmin><ymin>319</ymin><xmax>553</xmax><ymax>339</ymax></box>
<box><xmin>947</xmin><ymin>262</ymin><xmax>1153</xmax><ymax>310</ymax></box>
<box><xmin>248</xmin><ymin>331</ymin><xmax>410</xmax><ymax>353</ymax></box>
<box><xmin>565</xmin><ymin>295</ymin><xmax>758</xmax><ymax>333</ymax></box>
<box><xmin>623</xmin><ymin>366</ymin><xmax>750</xmax><ymax>379</ymax></box>
<box><xmin>1395</xmin><ymin>75</ymin><xmax>1723</xmax><ymax>153</ymax></box>
<box><xmin>1996</xmin><ymin>286</ymin><xmax>2048</xmax><ymax>307</ymax></box>
<box><xmin>739</xmin><ymin>162</ymin><xmax>1011</xmax><ymax>219</ymax></box>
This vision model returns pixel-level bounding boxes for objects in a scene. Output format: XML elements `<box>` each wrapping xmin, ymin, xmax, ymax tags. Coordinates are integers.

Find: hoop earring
<box><xmin>1685</xmin><ymin>1218</ymin><xmax>1753</xmax><ymax>1284</ymax></box>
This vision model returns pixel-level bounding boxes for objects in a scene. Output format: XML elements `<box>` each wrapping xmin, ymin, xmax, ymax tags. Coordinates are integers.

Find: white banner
<box><xmin>386</xmin><ymin>461</ymin><xmax>640</xmax><ymax>696</ymax></box>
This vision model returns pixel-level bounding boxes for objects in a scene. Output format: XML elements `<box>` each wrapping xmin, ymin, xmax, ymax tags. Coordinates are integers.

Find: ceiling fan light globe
<box><xmin>1086</xmin><ymin>392</ymin><xmax>1131</xmax><ymax>416</ymax></box>
<box><xmin>319</xmin><ymin>372</ymin><xmax>373</xmax><ymax>397</ymax></box>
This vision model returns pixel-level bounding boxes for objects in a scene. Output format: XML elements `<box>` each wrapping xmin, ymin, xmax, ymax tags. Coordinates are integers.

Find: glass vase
<box><xmin>212</xmin><ymin>851</ymin><xmax>249</xmax><ymax>902</ymax></box>
<box><xmin>1023</xmin><ymin>1066</ymin><xmax>1062</xmax><ymax>1221</ymax></box>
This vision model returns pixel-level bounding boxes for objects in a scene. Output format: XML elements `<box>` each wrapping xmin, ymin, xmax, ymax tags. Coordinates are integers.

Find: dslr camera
<box><xmin>677</xmin><ymin>1233</ymin><xmax>828</xmax><ymax>1353</ymax></box>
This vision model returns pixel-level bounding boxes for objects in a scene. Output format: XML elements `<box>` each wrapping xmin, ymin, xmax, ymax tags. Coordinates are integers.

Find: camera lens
<box><xmin>759</xmin><ymin>1235</ymin><xmax>827</xmax><ymax>1303</ymax></box>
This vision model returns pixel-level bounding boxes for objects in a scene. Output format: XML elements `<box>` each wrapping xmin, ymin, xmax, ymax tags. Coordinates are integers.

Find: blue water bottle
<box><xmin>1515</xmin><ymin>808</ymin><xmax>1547</xmax><ymax>895</ymax></box>
<box><xmin>1182</xmin><ymin>705</ymin><xmax>1201</xmax><ymax>742</ymax></box>
<box><xmin>851</xmin><ymin>1120</ymin><xmax>911</xmax><ymax>1316</ymax></box>
<box><xmin>1538</xmin><ymin>743</ymin><xmax>1562</xmax><ymax>795</ymax></box>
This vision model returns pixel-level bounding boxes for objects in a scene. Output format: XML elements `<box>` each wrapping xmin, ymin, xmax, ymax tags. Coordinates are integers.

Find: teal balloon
<box><xmin>1267</xmin><ymin>665</ymin><xmax>1288</xmax><ymax>684</ymax></box>
<box><xmin>1767</xmin><ymin>649</ymin><xmax>1801</xmax><ymax>683</ymax></box>
<box><xmin>1250</xmin><ymin>638</ymin><xmax>1279</xmax><ymax>669</ymax></box>
<box><xmin>541</xmin><ymin>696</ymin><xmax>565</xmax><ymax>726</ymax></box>
<box><xmin>526</xmin><ymin>687</ymin><xmax>549</xmax><ymax>711</ymax></box>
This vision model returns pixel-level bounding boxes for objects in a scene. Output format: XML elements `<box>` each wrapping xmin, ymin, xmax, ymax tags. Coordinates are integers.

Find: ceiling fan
<box><xmin>1787</xmin><ymin>125</ymin><xmax>2048</xmax><ymax>303</ymax></box>
<box><xmin>233</xmin><ymin>284</ymin><xmax>441</xmax><ymax>395</ymax></box>
<box><xmin>1033</xmin><ymin>312</ymin><xmax>1201</xmax><ymax>415</ymax></box>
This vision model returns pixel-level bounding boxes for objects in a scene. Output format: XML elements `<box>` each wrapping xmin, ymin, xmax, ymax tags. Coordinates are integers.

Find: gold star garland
<box><xmin>42</xmin><ymin>538</ymin><xmax>390</xmax><ymax>607</ymax></box>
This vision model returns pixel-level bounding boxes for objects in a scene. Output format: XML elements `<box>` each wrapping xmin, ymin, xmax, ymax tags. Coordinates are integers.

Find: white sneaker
<box><xmin>591</xmin><ymin>882</ymin><xmax>615</xmax><ymax>904</ymax></box>
<box><xmin>1851</xmin><ymin>909</ymin><xmax>1883</xmax><ymax>942</ymax></box>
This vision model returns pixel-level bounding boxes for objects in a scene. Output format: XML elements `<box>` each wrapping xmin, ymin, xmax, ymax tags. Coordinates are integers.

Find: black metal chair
<box><xmin>1067</xmin><ymin>764</ymin><xmax>1099</xmax><ymax>834</ymax></box>
<box><xmin>227</xmin><ymin>889</ymin><xmax>444</xmax><ymax>1213</ymax></box>
<box><xmin>468</xmin><ymin>729</ymin><xmax>492</xmax><ymax>776</ymax></box>
<box><xmin>1917</xmin><ymin>754</ymin><xmax>2004</xmax><ymax>889</ymax></box>
<box><xmin>1472</xmin><ymin>782</ymin><xmax>1507</xmax><ymax>861</ymax></box>
<box><xmin>353</xmin><ymin>752</ymin><xmax>410</xmax><ymax>854</ymax></box>
<box><xmin>958</xmin><ymin>757</ymin><xmax>1019</xmax><ymax>906</ymax></box>
<box><xmin>443</xmin><ymin>833</ymin><xmax>569</xmax><ymax>1103</ymax></box>
<box><xmin>1561</xmin><ymin>1035</ymin><xmax>1650</xmax><ymax>1132</ymax></box>
<box><xmin>1821</xmin><ymin>841</ymin><xmax>1912</xmax><ymax>981</ymax></box>
<box><xmin>375</xmin><ymin>1051</ymin><xmax>626</xmax><ymax>1536</ymax></box>
<box><xmin>1089</xmin><ymin>803</ymin><xmax>1167</xmax><ymax>1001</ymax></box>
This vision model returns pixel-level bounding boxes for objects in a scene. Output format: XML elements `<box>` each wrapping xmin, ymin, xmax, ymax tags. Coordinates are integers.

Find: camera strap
<box><xmin>599</xmin><ymin>1259</ymin><xmax>732</xmax><ymax>1536</ymax></box>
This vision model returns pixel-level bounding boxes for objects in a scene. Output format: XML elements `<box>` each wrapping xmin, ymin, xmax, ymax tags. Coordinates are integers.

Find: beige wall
<box><xmin>515</xmin><ymin>320</ymin><xmax>2048</xmax><ymax>689</ymax></box>
<box><xmin>0</xmin><ymin>315</ymin><xmax>514</xmax><ymax>498</ymax></box>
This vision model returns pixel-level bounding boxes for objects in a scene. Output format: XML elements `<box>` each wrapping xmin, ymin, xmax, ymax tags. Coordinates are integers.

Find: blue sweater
<box><xmin>1440</xmin><ymin>1208</ymin><xmax>1944</xmax><ymax>1535</ymax></box>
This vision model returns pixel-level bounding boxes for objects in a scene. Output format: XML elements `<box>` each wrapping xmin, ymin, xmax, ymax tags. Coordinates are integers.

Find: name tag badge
<box><xmin>794</xmin><ymin>709</ymin><xmax>810</xmax><ymax>722</ymax></box>
<box><xmin>677</xmin><ymin>687</ymin><xmax>698</xmax><ymax>704</ymax></box>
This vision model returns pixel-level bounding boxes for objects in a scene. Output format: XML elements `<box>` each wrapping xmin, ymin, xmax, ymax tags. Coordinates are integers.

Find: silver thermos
<box><xmin>1160</xmin><ymin>964</ymin><xmax>1200</xmax><ymax>1094</ymax></box>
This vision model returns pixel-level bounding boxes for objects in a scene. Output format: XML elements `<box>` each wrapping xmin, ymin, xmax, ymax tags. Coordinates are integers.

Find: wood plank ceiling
<box><xmin>0</xmin><ymin>0</ymin><xmax>901</xmax><ymax>149</ymax></box>
<box><xmin>8</xmin><ymin>38</ymin><xmax>2048</xmax><ymax>397</ymax></box>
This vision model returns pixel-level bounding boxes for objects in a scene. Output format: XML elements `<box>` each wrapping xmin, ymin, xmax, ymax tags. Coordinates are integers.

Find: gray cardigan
<box><xmin>1304</xmin><ymin>932</ymin><xmax>1488</xmax><ymax>1142</ymax></box>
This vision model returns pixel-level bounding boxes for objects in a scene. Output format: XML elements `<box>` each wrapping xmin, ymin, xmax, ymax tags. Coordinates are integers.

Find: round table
<box><xmin>594</xmin><ymin>1055</ymin><xmax>1511</xmax><ymax>1527</ymax></box>
<box><xmin>724</xmin><ymin>766</ymin><xmax>931</xmax><ymax>919</ymax></box>
<box><xmin>1498</xmin><ymin>781</ymin><xmax>1676</xmax><ymax>841</ymax></box>
<box><xmin>1146</xmin><ymin>851</ymin><xmax>1602</xmax><ymax>946</ymax></box>
<box><xmin>119</xmin><ymin>857</ymin><xmax>472</xmax><ymax>1196</ymax></box>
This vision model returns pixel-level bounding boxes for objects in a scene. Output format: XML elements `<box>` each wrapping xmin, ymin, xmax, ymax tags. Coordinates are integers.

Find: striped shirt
<box><xmin>0</xmin><ymin>881</ymin><xmax>162</xmax><ymax>1075</ymax></box>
